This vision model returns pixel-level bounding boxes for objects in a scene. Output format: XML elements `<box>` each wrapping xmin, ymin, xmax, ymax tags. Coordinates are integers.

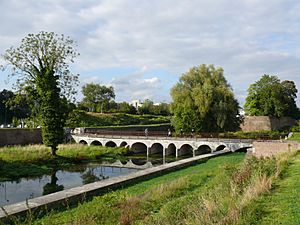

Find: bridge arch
<box><xmin>216</xmin><ymin>144</ymin><xmax>226</xmax><ymax>151</ymax></box>
<box><xmin>120</xmin><ymin>141</ymin><xmax>128</xmax><ymax>147</ymax></box>
<box><xmin>234</xmin><ymin>147</ymin><xmax>250</xmax><ymax>152</ymax></box>
<box><xmin>149</xmin><ymin>143</ymin><xmax>163</xmax><ymax>156</ymax></box>
<box><xmin>166</xmin><ymin>143</ymin><xmax>176</xmax><ymax>156</ymax></box>
<box><xmin>79</xmin><ymin>140</ymin><xmax>88</xmax><ymax>145</ymax></box>
<box><xmin>195</xmin><ymin>145</ymin><xmax>211</xmax><ymax>156</ymax></box>
<box><xmin>90</xmin><ymin>140</ymin><xmax>102</xmax><ymax>146</ymax></box>
<box><xmin>105</xmin><ymin>141</ymin><xmax>117</xmax><ymax>147</ymax></box>
<box><xmin>178</xmin><ymin>144</ymin><xmax>193</xmax><ymax>157</ymax></box>
<box><xmin>130</xmin><ymin>142</ymin><xmax>148</xmax><ymax>154</ymax></box>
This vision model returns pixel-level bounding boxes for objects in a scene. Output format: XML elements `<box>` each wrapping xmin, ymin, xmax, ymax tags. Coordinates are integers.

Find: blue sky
<box><xmin>0</xmin><ymin>0</ymin><xmax>300</xmax><ymax>106</ymax></box>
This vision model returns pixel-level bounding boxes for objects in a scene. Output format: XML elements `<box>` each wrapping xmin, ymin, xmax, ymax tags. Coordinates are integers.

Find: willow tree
<box><xmin>2</xmin><ymin>31</ymin><xmax>79</xmax><ymax>155</ymax></box>
<box><xmin>171</xmin><ymin>64</ymin><xmax>241</xmax><ymax>133</ymax></box>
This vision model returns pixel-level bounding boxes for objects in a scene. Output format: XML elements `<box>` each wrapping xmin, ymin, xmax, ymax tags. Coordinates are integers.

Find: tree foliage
<box><xmin>81</xmin><ymin>83</ymin><xmax>115</xmax><ymax>113</ymax></box>
<box><xmin>137</xmin><ymin>99</ymin><xmax>170</xmax><ymax>116</ymax></box>
<box><xmin>2</xmin><ymin>31</ymin><xmax>79</xmax><ymax>155</ymax></box>
<box><xmin>0</xmin><ymin>89</ymin><xmax>15</xmax><ymax>124</ymax></box>
<box><xmin>171</xmin><ymin>64</ymin><xmax>241</xmax><ymax>132</ymax></box>
<box><xmin>244</xmin><ymin>75</ymin><xmax>299</xmax><ymax>118</ymax></box>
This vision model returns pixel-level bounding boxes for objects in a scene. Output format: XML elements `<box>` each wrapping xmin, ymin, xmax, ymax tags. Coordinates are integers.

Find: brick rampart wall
<box><xmin>252</xmin><ymin>140</ymin><xmax>300</xmax><ymax>157</ymax></box>
<box><xmin>0</xmin><ymin>129</ymin><xmax>42</xmax><ymax>146</ymax></box>
<box><xmin>241</xmin><ymin>116</ymin><xmax>295</xmax><ymax>131</ymax></box>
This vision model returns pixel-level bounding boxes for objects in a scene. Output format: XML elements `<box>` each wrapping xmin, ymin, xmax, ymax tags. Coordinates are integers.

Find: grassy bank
<box><xmin>0</xmin><ymin>144</ymin><xmax>129</xmax><ymax>181</ymax></box>
<box><xmin>9</xmin><ymin>151</ymin><xmax>289</xmax><ymax>225</ymax></box>
<box><xmin>289</xmin><ymin>131</ymin><xmax>300</xmax><ymax>142</ymax></box>
<box><xmin>66</xmin><ymin>111</ymin><xmax>171</xmax><ymax>127</ymax></box>
<box><xmin>239</xmin><ymin>152</ymin><xmax>300</xmax><ymax>224</ymax></box>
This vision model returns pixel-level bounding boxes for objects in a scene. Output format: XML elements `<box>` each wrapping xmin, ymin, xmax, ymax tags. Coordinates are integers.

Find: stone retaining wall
<box><xmin>241</xmin><ymin>116</ymin><xmax>295</xmax><ymax>131</ymax></box>
<box><xmin>252</xmin><ymin>140</ymin><xmax>300</xmax><ymax>157</ymax></box>
<box><xmin>0</xmin><ymin>128</ymin><xmax>42</xmax><ymax>146</ymax></box>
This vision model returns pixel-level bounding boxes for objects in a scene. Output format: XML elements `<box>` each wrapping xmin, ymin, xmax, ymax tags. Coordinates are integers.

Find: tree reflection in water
<box><xmin>43</xmin><ymin>170</ymin><xmax>64</xmax><ymax>195</ymax></box>
<box><xmin>81</xmin><ymin>168</ymin><xmax>108</xmax><ymax>185</ymax></box>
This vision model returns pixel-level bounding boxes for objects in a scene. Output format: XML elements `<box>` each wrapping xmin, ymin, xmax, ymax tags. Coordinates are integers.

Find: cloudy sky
<box><xmin>0</xmin><ymin>0</ymin><xmax>300</xmax><ymax>106</ymax></box>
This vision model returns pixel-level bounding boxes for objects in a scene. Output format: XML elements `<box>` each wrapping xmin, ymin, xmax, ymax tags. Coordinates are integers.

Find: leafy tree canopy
<box><xmin>244</xmin><ymin>74</ymin><xmax>299</xmax><ymax>118</ymax></box>
<box><xmin>2</xmin><ymin>31</ymin><xmax>79</xmax><ymax>155</ymax></box>
<box><xmin>0</xmin><ymin>89</ymin><xmax>15</xmax><ymax>124</ymax></box>
<box><xmin>171</xmin><ymin>64</ymin><xmax>241</xmax><ymax>132</ymax></box>
<box><xmin>81</xmin><ymin>83</ymin><xmax>115</xmax><ymax>113</ymax></box>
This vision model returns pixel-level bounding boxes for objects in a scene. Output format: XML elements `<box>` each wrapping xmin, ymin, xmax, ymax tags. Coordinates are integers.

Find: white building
<box><xmin>130</xmin><ymin>100</ymin><xmax>143</xmax><ymax>109</ymax></box>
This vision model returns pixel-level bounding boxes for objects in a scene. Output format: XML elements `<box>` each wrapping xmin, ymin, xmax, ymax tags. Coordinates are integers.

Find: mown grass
<box><xmin>0</xmin><ymin>144</ymin><xmax>129</xmax><ymax>181</ymax></box>
<box><xmin>289</xmin><ymin>131</ymin><xmax>300</xmax><ymax>142</ymax></box>
<box><xmin>21</xmin><ymin>151</ymin><xmax>294</xmax><ymax>225</ymax></box>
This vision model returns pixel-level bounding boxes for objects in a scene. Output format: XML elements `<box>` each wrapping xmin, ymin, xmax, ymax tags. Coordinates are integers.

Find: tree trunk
<box><xmin>51</xmin><ymin>146</ymin><xmax>58</xmax><ymax>156</ymax></box>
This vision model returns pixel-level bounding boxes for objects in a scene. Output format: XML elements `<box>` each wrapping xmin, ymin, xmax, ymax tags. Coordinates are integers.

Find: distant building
<box><xmin>130</xmin><ymin>100</ymin><xmax>143</xmax><ymax>109</ymax></box>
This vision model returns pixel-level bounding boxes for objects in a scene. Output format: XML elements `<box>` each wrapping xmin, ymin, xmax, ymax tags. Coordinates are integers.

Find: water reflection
<box><xmin>81</xmin><ymin>168</ymin><xmax>108</xmax><ymax>184</ymax></box>
<box><xmin>0</xmin><ymin>156</ymin><xmax>183</xmax><ymax>207</ymax></box>
<box><xmin>0</xmin><ymin>163</ymin><xmax>138</xmax><ymax>207</ymax></box>
<box><xmin>42</xmin><ymin>170</ymin><xmax>64</xmax><ymax>195</ymax></box>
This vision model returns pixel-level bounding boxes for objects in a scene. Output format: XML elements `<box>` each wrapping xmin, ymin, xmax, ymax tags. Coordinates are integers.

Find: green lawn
<box><xmin>289</xmin><ymin>132</ymin><xmax>300</xmax><ymax>142</ymax></box>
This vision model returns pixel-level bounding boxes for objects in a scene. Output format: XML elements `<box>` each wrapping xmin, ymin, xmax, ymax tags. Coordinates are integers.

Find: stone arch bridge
<box><xmin>72</xmin><ymin>134</ymin><xmax>252</xmax><ymax>158</ymax></box>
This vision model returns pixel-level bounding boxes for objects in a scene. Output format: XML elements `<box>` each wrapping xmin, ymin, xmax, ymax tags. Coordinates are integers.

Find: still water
<box><xmin>0</xmin><ymin>163</ymin><xmax>138</xmax><ymax>206</ymax></box>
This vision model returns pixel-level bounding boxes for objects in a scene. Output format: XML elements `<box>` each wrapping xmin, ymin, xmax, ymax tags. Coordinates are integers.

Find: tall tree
<box><xmin>244</xmin><ymin>75</ymin><xmax>299</xmax><ymax>118</ymax></box>
<box><xmin>171</xmin><ymin>64</ymin><xmax>241</xmax><ymax>132</ymax></box>
<box><xmin>81</xmin><ymin>83</ymin><xmax>115</xmax><ymax>113</ymax></box>
<box><xmin>2</xmin><ymin>31</ymin><xmax>79</xmax><ymax>155</ymax></box>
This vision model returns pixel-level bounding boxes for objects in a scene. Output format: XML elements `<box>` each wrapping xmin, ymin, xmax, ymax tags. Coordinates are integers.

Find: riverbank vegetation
<box><xmin>239</xmin><ymin>152</ymin><xmax>300</xmax><ymax>224</ymax></box>
<box><xmin>0</xmin><ymin>144</ymin><xmax>129</xmax><ymax>182</ymax></box>
<box><xmin>7</xmin><ymin>151</ymin><xmax>294</xmax><ymax>225</ymax></box>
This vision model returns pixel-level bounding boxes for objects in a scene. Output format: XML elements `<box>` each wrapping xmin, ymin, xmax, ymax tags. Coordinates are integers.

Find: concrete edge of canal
<box><xmin>0</xmin><ymin>149</ymin><xmax>231</xmax><ymax>222</ymax></box>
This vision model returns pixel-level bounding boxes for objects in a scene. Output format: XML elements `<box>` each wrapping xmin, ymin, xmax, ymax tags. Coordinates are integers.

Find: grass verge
<box><xmin>238</xmin><ymin>151</ymin><xmax>300</xmax><ymax>224</ymax></box>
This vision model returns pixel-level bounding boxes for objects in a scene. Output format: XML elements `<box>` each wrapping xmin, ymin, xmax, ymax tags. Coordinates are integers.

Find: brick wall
<box><xmin>0</xmin><ymin>128</ymin><xmax>42</xmax><ymax>146</ymax></box>
<box><xmin>241</xmin><ymin>116</ymin><xmax>296</xmax><ymax>131</ymax></box>
<box><xmin>252</xmin><ymin>140</ymin><xmax>300</xmax><ymax>158</ymax></box>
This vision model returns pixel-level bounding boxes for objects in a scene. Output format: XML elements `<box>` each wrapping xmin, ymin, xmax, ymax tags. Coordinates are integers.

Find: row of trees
<box><xmin>1</xmin><ymin>31</ymin><xmax>299</xmax><ymax>155</ymax></box>
<box><xmin>79</xmin><ymin>83</ymin><xmax>170</xmax><ymax>115</ymax></box>
<box><xmin>170</xmin><ymin>65</ymin><xmax>299</xmax><ymax>133</ymax></box>
<box><xmin>0</xmin><ymin>89</ymin><xmax>31</xmax><ymax>125</ymax></box>
<box><xmin>0</xmin><ymin>84</ymin><xmax>171</xmax><ymax>127</ymax></box>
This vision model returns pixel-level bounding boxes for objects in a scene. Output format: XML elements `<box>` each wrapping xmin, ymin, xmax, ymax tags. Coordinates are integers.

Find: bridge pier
<box><xmin>147</xmin><ymin>147</ymin><xmax>150</xmax><ymax>158</ymax></box>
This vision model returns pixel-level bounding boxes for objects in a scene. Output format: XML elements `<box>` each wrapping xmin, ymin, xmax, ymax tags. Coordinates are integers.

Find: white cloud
<box><xmin>111</xmin><ymin>72</ymin><xmax>162</xmax><ymax>102</ymax></box>
<box><xmin>1</xmin><ymin>0</ymin><xmax>300</xmax><ymax>105</ymax></box>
